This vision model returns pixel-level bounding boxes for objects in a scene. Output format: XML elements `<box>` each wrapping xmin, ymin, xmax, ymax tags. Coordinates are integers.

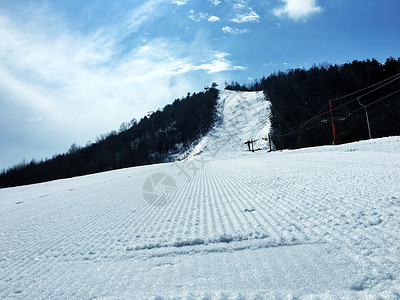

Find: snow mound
<box><xmin>185</xmin><ymin>90</ymin><xmax>272</xmax><ymax>159</ymax></box>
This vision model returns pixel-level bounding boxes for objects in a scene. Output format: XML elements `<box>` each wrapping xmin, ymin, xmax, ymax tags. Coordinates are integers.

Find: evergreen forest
<box><xmin>1</xmin><ymin>57</ymin><xmax>400</xmax><ymax>188</ymax></box>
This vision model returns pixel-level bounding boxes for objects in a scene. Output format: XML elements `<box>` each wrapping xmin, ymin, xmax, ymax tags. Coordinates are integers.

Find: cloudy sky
<box><xmin>0</xmin><ymin>0</ymin><xmax>399</xmax><ymax>170</ymax></box>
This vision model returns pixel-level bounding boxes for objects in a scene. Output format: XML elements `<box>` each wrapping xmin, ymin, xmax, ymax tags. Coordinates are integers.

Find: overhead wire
<box><xmin>277</xmin><ymin>89</ymin><xmax>400</xmax><ymax>137</ymax></box>
<box><xmin>349</xmin><ymin>89</ymin><xmax>400</xmax><ymax>116</ymax></box>
<box><xmin>327</xmin><ymin>75</ymin><xmax>400</xmax><ymax>115</ymax></box>
<box><xmin>355</xmin><ymin>75</ymin><xmax>400</xmax><ymax>99</ymax></box>
<box><xmin>275</xmin><ymin>119</ymin><xmax>331</xmax><ymax>137</ymax></box>
<box><xmin>332</xmin><ymin>72</ymin><xmax>400</xmax><ymax>102</ymax></box>
<box><xmin>274</xmin><ymin>104</ymin><xmax>329</xmax><ymax>136</ymax></box>
<box><xmin>274</xmin><ymin>74</ymin><xmax>400</xmax><ymax>137</ymax></box>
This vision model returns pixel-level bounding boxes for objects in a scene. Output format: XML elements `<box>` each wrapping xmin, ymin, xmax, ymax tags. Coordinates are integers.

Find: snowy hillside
<box><xmin>184</xmin><ymin>90</ymin><xmax>272</xmax><ymax>159</ymax></box>
<box><xmin>1</xmin><ymin>88</ymin><xmax>400</xmax><ymax>298</ymax></box>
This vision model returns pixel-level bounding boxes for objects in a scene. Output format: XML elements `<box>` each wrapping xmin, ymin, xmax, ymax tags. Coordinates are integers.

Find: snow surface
<box><xmin>184</xmin><ymin>90</ymin><xmax>272</xmax><ymax>160</ymax></box>
<box><xmin>1</xmin><ymin>91</ymin><xmax>400</xmax><ymax>299</ymax></box>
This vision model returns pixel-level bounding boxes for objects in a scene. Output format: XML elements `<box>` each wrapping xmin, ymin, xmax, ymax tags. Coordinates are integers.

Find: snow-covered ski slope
<box><xmin>1</xmin><ymin>92</ymin><xmax>400</xmax><ymax>299</ymax></box>
<box><xmin>184</xmin><ymin>90</ymin><xmax>272</xmax><ymax>159</ymax></box>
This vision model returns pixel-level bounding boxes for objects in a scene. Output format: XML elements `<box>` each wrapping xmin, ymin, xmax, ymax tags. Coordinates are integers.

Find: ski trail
<box><xmin>185</xmin><ymin>90</ymin><xmax>272</xmax><ymax>160</ymax></box>
<box><xmin>1</xmin><ymin>83</ymin><xmax>400</xmax><ymax>299</ymax></box>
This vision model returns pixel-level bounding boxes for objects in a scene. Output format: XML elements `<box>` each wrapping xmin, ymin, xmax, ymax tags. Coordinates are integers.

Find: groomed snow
<box><xmin>1</xmin><ymin>91</ymin><xmax>400</xmax><ymax>299</ymax></box>
<box><xmin>184</xmin><ymin>90</ymin><xmax>272</xmax><ymax>159</ymax></box>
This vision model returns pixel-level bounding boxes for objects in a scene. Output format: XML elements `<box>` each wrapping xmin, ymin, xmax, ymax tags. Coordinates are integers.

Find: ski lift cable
<box><xmin>276</xmin><ymin>119</ymin><xmax>331</xmax><ymax>137</ymax></box>
<box><xmin>348</xmin><ymin>89</ymin><xmax>400</xmax><ymax>116</ymax></box>
<box><xmin>332</xmin><ymin>72</ymin><xmax>400</xmax><ymax>102</ymax></box>
<box><xmin>321</xmin><ymin>76</ymin><xmax>400</xmax><ymax>117</ymax></box>
<box><xmin>275</xmin><ymin>95</ymin><xmax>358</xmax><ymax>137</ymax></box>
<box><xmin>354</xmin><ymin>75</ymin><xmax>400</xmax><ymax>100</ymax></box>
<box><xmin>275</xmin><ymin>76</ymin><xmax>400</xmax><ymax>137</ymax></box>
<box><xmin>277</xmin><ymin>90</ymin><xmax>400</xmax><ymax>138</ymax></box>
<box><xmin>274</xmin><ymin>104</ymin><xmax>329</xmax><ymax>136</ymax></box>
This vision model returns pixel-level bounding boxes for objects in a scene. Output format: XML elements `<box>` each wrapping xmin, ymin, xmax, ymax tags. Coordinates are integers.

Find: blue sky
<box><xmin>0</xmin><ymin>0</ymin><xmax>399</xmax><ymax>170</ymax></box>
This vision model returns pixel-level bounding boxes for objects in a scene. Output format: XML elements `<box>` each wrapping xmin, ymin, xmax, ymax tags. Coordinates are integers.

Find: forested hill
<box><xmin>227</xmin><ymin>57</ymin><xmax>400</xmax><ymax>150</ymax></box>
<box><xmin>1</xmin><ymin>57</ymin><xmax>400</xmax><ymax>188</ymax></box>
<box><xmin>0</xmin><ymin>87</ymin><xmax>219</xmax><ymax>188</ymax></box>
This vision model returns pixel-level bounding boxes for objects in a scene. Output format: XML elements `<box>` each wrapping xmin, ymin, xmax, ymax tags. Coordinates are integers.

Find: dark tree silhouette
<box><xmin>226</xmin><ymin>57</ymin><xmax>400</xmax><ymax>149</ymax></box>
<box><xmin>0</xmin><ymin>87</ymin><xmax>219</xmax><ymax>188</ymax></box>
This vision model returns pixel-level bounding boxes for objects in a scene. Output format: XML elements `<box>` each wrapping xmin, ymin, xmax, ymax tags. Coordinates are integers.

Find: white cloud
<box><xmin>231</xmin><ymin>8</ymin><xmax>260</xmax><ymax>23</ymax></box>
<box><xmin>222</xmin><ymin>26</ymin><xmax>249</xmax><ymax>34</ymax></box>
<box><xmin>209</xmin><ymin>0</ymin><xmax>221</xmax><ymax>5</ymax></box>
<box><xmin>189</xmin><ymin>10</ymin><xmax>209</xmax><ymax>22</ymax></box>
<box><xmin>124</xmin><ymin>0</ymin><xmax>167</xmax><ymax>33</ymax></box>
<box><xmin>208</xmin><ymin>16</ymin><xmax>220</xmax><ymax>22</ymax></box>
<box><xmin>189</xmin><ymin>11</ymin><xmax>219</xmax><ymax>23</ymax></box>
<box><xmin>172</xmin><ymin>0</ymin><xmax>188</xmax><ymax>6</ymax></box>
<box><xmin>233</xmin><ymin>3</ymin><xmax>246</xmax><ymax>10</ymax></box>
<box><xmin>273</xmin><ymin>0</ymin><xmax>322</xmax><ymax>21</ymax></box>
<box><xmin>0</xmin><ymin>3</ymin><xmax>245</xmax><ymax>167</ymax></box>
<box><xmin>193</xmin><ymin>52</ymin><xmax>246</xmax><ymax>73</ymax></box>
<box><xmin>214</xmin><ymin>52</ymin><xmax>228</xmax><ymax>59</ymax></box>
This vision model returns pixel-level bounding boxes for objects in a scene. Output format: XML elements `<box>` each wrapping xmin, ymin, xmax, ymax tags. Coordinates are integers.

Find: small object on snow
<box><xmin>244</xmin><ymin>208</ymin><xmax>256</xmax><ymax>212</ymax></box>
<box><xmin>244</xmin><ymin>139</ymin><xmax>257</xmax><ymax>152</ymax></box>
